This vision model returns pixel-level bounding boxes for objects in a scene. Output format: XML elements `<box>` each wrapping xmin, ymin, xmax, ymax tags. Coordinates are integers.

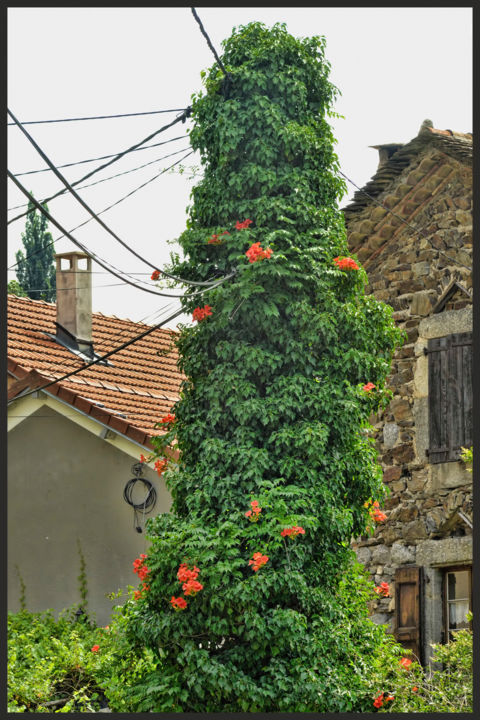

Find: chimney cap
<box><xmin>54</xmin><ymin>250</ymin><xmax>90</xmax><ymax>260</ymax></box>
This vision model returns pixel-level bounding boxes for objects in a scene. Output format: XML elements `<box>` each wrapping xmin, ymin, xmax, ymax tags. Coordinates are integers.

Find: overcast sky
<box><xmin>7</xmin><ymin>7</ymin><xmax>472</xmax><ymax>328</ymax></box>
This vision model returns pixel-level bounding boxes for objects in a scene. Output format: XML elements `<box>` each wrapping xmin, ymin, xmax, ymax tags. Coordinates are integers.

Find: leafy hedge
<box><xmin>7</xmin><ymin>575</ymin><xmax>472</xmax><ymax>712</ymax></box>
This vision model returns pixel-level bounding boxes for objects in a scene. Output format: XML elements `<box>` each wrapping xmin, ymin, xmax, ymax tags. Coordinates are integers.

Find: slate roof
<box><xmin>7</xmin><ymin>294</ymin><xmax>183</xmax><ymax>448</ymax></box>
<box><xmin>343</xmin><ymin>120</ymin><xmax>472</xmax><ymax>219</ymax></box>
<box><xmin>341</xmin><ymin>121</ymin><xmax>472</xmax><ymax>269</ymax></box>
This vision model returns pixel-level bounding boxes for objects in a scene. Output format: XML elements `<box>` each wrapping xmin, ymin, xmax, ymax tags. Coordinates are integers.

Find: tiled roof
<box><xmin>343</xmin><ymin>121</ymin><xmax>472</xmax><ymax>219</ymax></box>
<box><xmin>7</xmin><ymin>294</ymin><xmax>183</xmax><ymax>448</ymax></box>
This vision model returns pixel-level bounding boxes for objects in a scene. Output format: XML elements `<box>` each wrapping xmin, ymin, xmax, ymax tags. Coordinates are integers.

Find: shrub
<box><xmin>7</xmin><ymin>598</ymin><xmax>159</xmax><ymax>713</ymax></box>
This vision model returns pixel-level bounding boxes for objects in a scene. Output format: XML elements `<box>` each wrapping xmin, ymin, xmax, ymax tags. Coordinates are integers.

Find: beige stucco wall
<box><xmin>8</xmin><ymin>405</ymin><xmax>171</xmax><ymax>625</ymax></box>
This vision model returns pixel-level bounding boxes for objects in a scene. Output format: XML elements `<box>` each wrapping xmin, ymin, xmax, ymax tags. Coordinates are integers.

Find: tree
<box><xmin>7</xmin><ymin>279</ymin><xmax>27</xmax><ymax>297</ymax></box>
<box><xmin>14</xmin><ymin>194</ymin><xmax>56</xmax><ymax>302</ymax></box>
<box><xmin>126</xmin><ymin>22</ymin><xmax>405</xmax><ymax>711</ymax></box>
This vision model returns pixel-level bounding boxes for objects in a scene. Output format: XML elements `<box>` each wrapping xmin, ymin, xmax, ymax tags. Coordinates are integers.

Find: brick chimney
<box><xmin>54</xmin><ymin>251</ymin><xmax>93</xmax><ymax>356</ymax></box>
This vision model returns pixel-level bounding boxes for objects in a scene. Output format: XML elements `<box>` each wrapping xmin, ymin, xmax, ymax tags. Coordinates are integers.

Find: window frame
<box><xmin>442</xmin><ymin>564</ymin><xmax>472</xmax><ymax>642</ymax></box>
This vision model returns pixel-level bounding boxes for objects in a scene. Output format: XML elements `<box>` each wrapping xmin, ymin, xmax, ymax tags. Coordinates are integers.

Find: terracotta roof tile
<box><xmin>7</xmin><ymin>294</ymin><xmax>183</xmax><ymax>445</ymax></box>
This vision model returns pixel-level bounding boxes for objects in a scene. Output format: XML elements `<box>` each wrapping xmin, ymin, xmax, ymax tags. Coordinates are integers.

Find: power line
<box><xmin>339</xmin><ymin>169</ymin><xmax>472</xmax><ymax>271</ymax></box>
<box><xmin>8</xmin><ymin>170</ymin><xmax>236</xmax><ymax>297</ymax></box>
<box><xmin>8</xmin><ymin>106</ymin><xmax>192</xmax><ymax>225</ymax></box>
<box><xmin>7</xmin><ymin>304</ymin><xmax>186</xmax><ymax>406</ymax></box>
<box><xmin>7</xmin><ymin>108</ymin><xmax>188</xmax><ymax>125</ymax></box>
<box><xmin>12</xmin><ymin>135</ymin><xmax>188</xmax><ymax>177</ymax></box>
<box><xmin>8</xmin><ymin>145</ymin><xmax>191</xmax><ymax>211</ymax></box>
<box><xmin>7</xmin><ymin>149</ymin><xmax>194</xmax><ymax>272</ymax></box>
<box><xmin>8</xmin><ymin>282</ymin><xmax>128</xmax><ymax>294</ymax></box>
<box><xmin>8</xmin><ymin>110</ymin><xmax>220</xmax><ymax>288</ymax></box>
<box><xmin>191</xmin><ymin>8</ymin><xmax>231</xmax><ymax>79</ymax></box>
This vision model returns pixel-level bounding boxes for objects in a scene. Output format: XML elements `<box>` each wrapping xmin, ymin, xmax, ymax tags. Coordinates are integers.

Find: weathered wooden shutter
<box><xmin>428</xmin><ymin>332</ymin><xmax>472</xmax><ymax>463</ymax></box>
<box><xmin>394</xmin><ymin>566</ymin><xmax>423</xmax><ymax>664</ymax></box>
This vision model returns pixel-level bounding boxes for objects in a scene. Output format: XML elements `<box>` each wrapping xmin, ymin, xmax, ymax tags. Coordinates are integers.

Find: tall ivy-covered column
<box><xmin>128</xmin><ymin>22</ymin><xmax>404</xmax><ymax>712</ymax></box>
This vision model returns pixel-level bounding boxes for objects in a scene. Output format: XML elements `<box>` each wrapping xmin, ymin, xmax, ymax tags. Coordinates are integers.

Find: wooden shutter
<box><xmin>394</xmin><ymin>566</ymin><xmax>423</xmax><ymax>664</ymax></box>
<box><xmin>428</xmin><ymin>332</ymin><xmax>472</xmax><ymax>463</ymax></box>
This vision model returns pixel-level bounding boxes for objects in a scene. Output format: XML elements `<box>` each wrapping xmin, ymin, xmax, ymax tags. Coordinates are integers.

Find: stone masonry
<box><xmin>343</xmin><ymin>121</ymin><xmax>472</xmax><ymax>662</ymax></box>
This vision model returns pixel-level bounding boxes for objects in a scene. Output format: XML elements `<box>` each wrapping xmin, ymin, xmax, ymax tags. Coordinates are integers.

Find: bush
<box><xmin>7</xmin><ymin>597</ymin><xmax>159</xmax><ymax>713</ymax></box>
<box><xmin>365</xmin><ymin>619</ymin><xmax>473</xmax><ymax>712</ymax></box>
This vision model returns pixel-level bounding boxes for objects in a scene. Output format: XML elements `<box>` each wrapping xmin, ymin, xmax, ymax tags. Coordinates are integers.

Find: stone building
<box><xmin>343</xmin><ymin>120</ymin><xmax>473</xmax><ymax>665</ymax></box>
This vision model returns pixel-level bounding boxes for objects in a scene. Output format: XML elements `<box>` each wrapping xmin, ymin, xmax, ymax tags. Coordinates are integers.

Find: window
<box><xmin>444</xmin><ymin>566</ymin><xmax>472</xmax><ymax>641</ymax></box>
<box><xmin>427</xmin><ymin>332</ymin><xmax>472</xmax><ymax>463</ymax></box>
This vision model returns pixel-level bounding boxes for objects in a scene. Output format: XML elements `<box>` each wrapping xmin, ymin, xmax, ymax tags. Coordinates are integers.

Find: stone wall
<box><xmin>345</xmin><ymin>143</ymin><xmax>472</xmax><ymax>662</ymax></box>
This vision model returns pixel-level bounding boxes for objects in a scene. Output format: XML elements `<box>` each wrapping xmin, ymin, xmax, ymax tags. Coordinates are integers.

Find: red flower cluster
<box><xmin>192</xmin><ymin>305</ymin><xmax>213</xmax><ymax>322</ymax></box>
<box><xmin>373</xmin><ymin>692</ymin><xmax>394</xmax><ymax>708</ymax></box>
<box><xmin>370</xmin><ymin>501</ymin><xmax>387</xmax><ymax>523</ymax></box>
<box><xmin>133</xmin><ymin>553</ymin><xmax>150</xmax><ymax>582</ymax></box>
<box><xmin>245</xmin><ymin>242</ymin><xmax>273</xmax><ymax>263</ymax></box>
<box><xmin>170</xmin><ymin>596</ymin><xmax>187</xmax><ymax>611</ymax></box>
<box><xmin>171</xmin><ymin>563</ymin><xmax>203</xmax><ymax>609</ymax></box>
<box><xmin>236</xmin><ymin>218</ymin><xmax>253</xmax><ymax>230</ymax></box>
<box><xmin>183</xmin><ymin>579</ymin><xmax>203</xmax><ymax>596</ymax></box>
<box><xmin>139</xmin><ymin>454</ymin><xmax>150</xmax><ymax>464</ymax></box>
<box><xmin>249</xmin><ymin>552</ymin><xmax>269</xmax><ymax>572</ymax></box>
<box><xmin>154</xmin><ymin>458</ymin><xmax>168</xmax><ymax>476</ymax></box>
<box><xmin>399</xmin><ymin>657</ymin><xmax>412</xmax><ymax>670</ymax></box>
<box><xmin>159</xmin><ymin>413</ymin><xmax>175</xmax><ymax>426</ymax></box>
<box><xmin>245</xmin><ymin>499</ymin><xmax>262</xmax><ymax>522</ymax></box>
<box><xmin>362</xmin><ymin>382</ymin><xmax>376</xmax><ymax>392</ymax></box>
<box><xmin>374</xmin><ymin>581</ymin><xmax>390</xmax><ymax>597</ymax></box>
<box><xmin>133</xmin><ymin>553</ymin><xmax>151</xmax><ymax>600</ymax></box>
<box><xmin>280</xmin><ymin>526</ymin><xmax>305</xmax><ymax>539</ymax></box>
<box><xmin>333</xmin><ymin>256</ymin><xmax>359</xmax><ymax>271</ymax></box>
<box><xmin>151</xmin><ymin>269</ymin><xmax>160</xmax><ymax>280</ymax></box>
<box><xmin>365</xmin><ymin>499</ymin><xmax>387</xmax><ymax>523</ymax></box>
<box><xmin>177</xmin><ymin>563</ymin><xmax>200</xmax><ymax>583</ymax></box>
<box><xmin>208</xmin><ymin>230</ymin><xmax>230</xmax><ymax>244</ymax></box>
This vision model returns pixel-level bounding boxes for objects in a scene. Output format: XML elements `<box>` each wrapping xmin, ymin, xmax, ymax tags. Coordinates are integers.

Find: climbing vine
<box><xmin>128</xmin><ymin>22</ymin><xmax>404</xmax><ymax>711</ymax></box>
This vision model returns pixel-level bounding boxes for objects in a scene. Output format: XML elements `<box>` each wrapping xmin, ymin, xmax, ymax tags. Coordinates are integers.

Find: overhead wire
<box><xmin>8</xmin><ymin>109</ymin><xmax>224</xmax><ymax>288</ymax></box>
<box><xmin>8</xmin><ymin>145</ymin><xmax>191</xmax><ymax>211</ymax></box>
<box><xmin>7</xmin><ymin>149</ymin><xmax>194</xmax><ymax>272</ymax></box>
<box><xmin>339</xmin><ymin>169</ymin><xmax>472</xmax><ymax>271</ymax></box>
<box><xmin>12</xmin><ymin>134</ymin><xmax>188</xmax><ymax>177</ymax></box>
<box><xmin>191</xmin><ymin>8</ymin><xmax>230</xmax><ymax>78</ymax></box>
<box><xmin>7</xmin><ymin>108</ymin><xmax>188</xmax><ymax>125</ymax></box>
<box><xmin>8</xmin><ymin>106</ymin><xmax>192</xmax><ymax>225</ymax></box>
<box><xmin>8</xmin><ymin>170</ymin><xmax>236</xmax><ymax>297</ymax></box>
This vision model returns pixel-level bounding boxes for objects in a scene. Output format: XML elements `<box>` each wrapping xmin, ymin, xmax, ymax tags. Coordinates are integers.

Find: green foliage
<box><xmin>366</xmin><ymin>622</ymin><xmax>473</xmax><ymax>712</ymax></box>
<box><xmin>460</xmin><ymin>446</ymin><xmax>473</xmax><ymax>471</ymax></box>
<box><xmin>14</xmin><ymin>565</ymin><xmax>27</xmax><ymax>611</ymax></box>
<box><xmin>7</xmin><ymin>598</ymin><xmax>160</xmax><ymax>713</ymax></box>
<box><xmin>76</xmin><ymin>539</ymin><xmax>88</xmax><ymax>611</ymax></box>
<box><xmin>14</xmin><ymin>194</ymin><xmax>56</xmax><ymax>302</ymax></box>
<box><xmin>127</xmin><ymin>21</ymin><xmax>405</xmax><ymax>710</ymax></box>
<box><xmin>7</xmin><ymin>279</ymin><xmax>28</xmax><ymax>297</ymax></box>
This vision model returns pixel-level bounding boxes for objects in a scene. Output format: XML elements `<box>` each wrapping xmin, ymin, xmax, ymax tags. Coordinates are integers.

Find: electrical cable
<box><xmin>7</xmin><ymin>149</ymin><xmax>194</xmax><ymax>272</ymax></box>
<box><xmin>8</xmin><ymin>106</ymin><xmax>192</xmax><ymax>225</ymax></box>
<box><xmin>339</xmin><ymin>169</ymin><xmax>472</xmax><ymax>271</ymax></box>
<box><xmin>12</xmin><ymin>135</ymin><xmax>188</xmax><ymax>177</ymax></box>
<box><xmin>8</xmin><ymin>112</ymin><xmax>222</xmax><ymax>287</ymax></box>
<box><xmin>7</xmin><ymin>108</ymin><xmax>187</xmax><ymax>125</ymax></box>
<box><xmin>7</xmin><ymin>303</ymin><xmax>187</xmax><ymax>406</ymax></box>
<box><xmin>8</xmin><ymin>145</ymin><xmax>191</xmax><ymax>211</ymax></box>
<box><xmin>8</xmin><ymin>282</ymin><xmax>128</xmax><ymax>294</ymax></box>
<box><xmin>191</xmin><ymin>8</ymin><xmax>230</xmax><ymax>78</ymax></box>
<box><xmin>8</xmin><ymin>170</ymin><xmax>236</xmax><ymax>296</ymax></box>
